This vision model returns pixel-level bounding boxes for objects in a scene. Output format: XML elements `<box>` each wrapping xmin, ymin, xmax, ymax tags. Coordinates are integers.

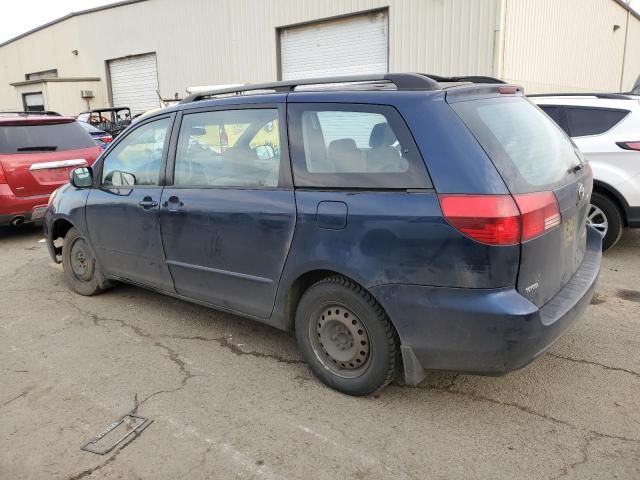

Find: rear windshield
<box><xmin>0</xmin><ymin>121</ymin><xmax>95</xmax><ymax>154</ymax></box>
<box><xmin>451</xmin><ymin>97</ymin><xmax>582</xmax><ymax>193</ymax></box>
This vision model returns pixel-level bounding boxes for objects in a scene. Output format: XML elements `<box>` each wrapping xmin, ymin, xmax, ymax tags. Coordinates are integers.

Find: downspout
<box><xmin>619</xmin><ymin>10</ymin><xmax>630</xmax><ymax>92</ymax></box>
<box><xmin>493</xmin><ymin>0</ymin><xmax>508</xmax><ymax>80</ymax></box>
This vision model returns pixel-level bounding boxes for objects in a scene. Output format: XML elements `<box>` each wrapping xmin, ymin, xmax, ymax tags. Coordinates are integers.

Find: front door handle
<box><xmin>138</xmin><ymin>197</ymin><xmax>158</xmax><ymax>209</ymax></box>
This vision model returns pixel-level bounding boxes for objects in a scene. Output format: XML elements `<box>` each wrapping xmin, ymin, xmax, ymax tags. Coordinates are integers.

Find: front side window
<box><xmin>101</xmin><ymin>117</ymin><xmax>170</xmax><ymax>187</ymax></box>
<box><xmin>288</xmin><ymin>104</ymin><xmax>430</xmax><ymax>188</ymax></box>
<box><xmin>174</xmin><ymin>108</ymin><xmax>281</xmax><ymax>188</ymax></box>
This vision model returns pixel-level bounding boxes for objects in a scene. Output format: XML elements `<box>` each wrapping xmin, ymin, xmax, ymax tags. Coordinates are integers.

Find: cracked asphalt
<box><xmin>1</xmin><ymin>226</ymin><xmax>639</xmax><ymax>480</ymax></box>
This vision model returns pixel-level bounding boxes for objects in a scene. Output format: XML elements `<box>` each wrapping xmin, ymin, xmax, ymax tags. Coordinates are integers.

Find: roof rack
<box><xmin>181</xmin><ymin>73</ymin><xmax>506</xmax><ymax>103</ymax></box>
<box><xmin>0</xmin><ymin>110</ymin><xmax>62</xmax><ymax>116</ymax></box>
<box><xmin>422</xmin><ymin>75</ymin><xmax>505</xmax><ymax>84</ymax></box>
<box><xmin>527</xmin><ymin>92</ymin><xmax>635</xmax><ymax>100</ymax></box>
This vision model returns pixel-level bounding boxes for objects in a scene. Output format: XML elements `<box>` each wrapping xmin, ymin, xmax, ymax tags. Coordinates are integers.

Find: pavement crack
<box><xmin>65</xmin><ymin>299</ymin><xmax>152</xmax><ymax>340</ymax></box>
<box><xmin>215</xmin><ymin>335</ymin><xmax>304</xmax><ymax>365</ymax></box>
<box><xmin>551</xmin><ymin>433</ymin><xmax>596</xmax><ymax>479</ymax></box>
<box><xmin>160</xmin><ymin>333</ymin><xmax>304</xmax><ymax>365</ymax></box>
<box><xmin>2</xmin><ymin>391</ymin><xmax>28</xmax><ymax>407</ymax></box>
<box><xmin>67</xmin><ymin>447</ymin><xmax>123</xmax><ymax>480</ymax></box>
<box><xmin>397</xmin><ymin>384</ymin><xmax>640</xmax><ymax>445</ymax></box>
<box><xmin>547</xmin><ymin>352</ymin><xmax>640</xmax><ymax>379</ymax></box>
<box><xmin>139</xmin><ymin>342</ymin><xmax>197</xmax><ymax>405</ymax></box>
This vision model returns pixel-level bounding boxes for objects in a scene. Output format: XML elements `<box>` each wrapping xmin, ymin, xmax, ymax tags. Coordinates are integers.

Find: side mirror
<box><xmin>255</xmin><ymin>144</ymin><xmax>275</xmax><ymax>161</ymax></box>
<box><xmin>111</xmin><ymin>170</ymin><xmax>137</xmax><ymax>186</ymax></box>
<box><xmin>70</xmin><ymin>167</ymin><xmax>93</xmax><ymax>188</ymax></box>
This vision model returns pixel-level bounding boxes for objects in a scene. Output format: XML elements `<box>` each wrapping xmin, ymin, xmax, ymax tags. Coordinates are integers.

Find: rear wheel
<box><xmin>62</xmin><ymin>228</ymin><xmax>113</xmax><ymax>295</ymax></box>
<box><xmin>588</xmin><ymin>192</ymin><xmax>623</xmax><ymax>251</ymax></box>
<box><xmin>295</xmin><ymin>276</ymin><xmax>399</xmax><ymax>396</ymax></box>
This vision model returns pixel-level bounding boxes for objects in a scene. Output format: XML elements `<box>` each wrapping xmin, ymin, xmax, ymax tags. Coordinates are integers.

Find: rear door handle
<box><xmin>138</xmin><ymin>197</ymin><xmax>158</xmax><ymax>209</ymax></box>
<box><xmin>162</xmin><ymin>195</ymin><xmax>184</xmax><ymax>213</ymax></box>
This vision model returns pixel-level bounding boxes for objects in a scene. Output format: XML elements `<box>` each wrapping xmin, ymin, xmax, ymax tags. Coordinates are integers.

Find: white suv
<box><xmin>531</xmin><ymin>93</ymin><xmax>640</xmax><ymax>250</ymax></box>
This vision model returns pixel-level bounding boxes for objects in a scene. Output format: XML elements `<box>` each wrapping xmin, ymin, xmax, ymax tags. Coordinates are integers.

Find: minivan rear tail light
<box><xmin>616</xmin><ymin>141</ymin><xmax>640</xmax><ymax>151</ymax></box>
<box><xmin>439</xmin><ymin>192</ymin><xmax>561</xmax><ymax>245</ymax></box>
<box><xmin>439</xmin><ymin>195</ymin><xmax>521</xmax><ymax>245</ymax></box>
<box><xmin>513</xmin><ymin>191</ymin><xmax>561</xmax><ymax>242</ymax></box>
<box><xmin>0</xmin><ymin>163</ymin><xmax>6</xmax><ymax>184</ymax></box>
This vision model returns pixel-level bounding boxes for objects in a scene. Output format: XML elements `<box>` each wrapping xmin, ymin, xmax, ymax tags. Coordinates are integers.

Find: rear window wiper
<box><xmin>16</xmin><ymin>146</ymin><xmax>58</xmax><ymax>152</ymax></box>
<box><xmin>568</xmin><ymin>163</ymin><xmax>584</xmax><ymax>174</ymax></box>
<box><xmin>17</xmin><ymin>145</ymin><xmax>59</xmax><ymax>152</ymax></box>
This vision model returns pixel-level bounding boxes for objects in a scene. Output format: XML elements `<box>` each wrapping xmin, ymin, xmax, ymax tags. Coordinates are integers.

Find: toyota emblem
<box><xmin>577</xmin><ymin>183</ymin><xmax>585</xmax><ymax>204</ymax></box>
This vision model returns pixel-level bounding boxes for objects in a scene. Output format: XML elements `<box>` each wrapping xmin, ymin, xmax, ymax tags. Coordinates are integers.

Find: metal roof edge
<box><xmin>613</xmin><ymin>0</ymin><xmax>640</xmax><ymax>22</ymax></box>
<box><xmin>0</xmin><ymin>0</ymin><xmax>149</xmax><ymax>48</ymax></box>
<box><xmin>10</xmin><ymin>77</ymin><xmax>101</xmax><ymax>87</ymax></box>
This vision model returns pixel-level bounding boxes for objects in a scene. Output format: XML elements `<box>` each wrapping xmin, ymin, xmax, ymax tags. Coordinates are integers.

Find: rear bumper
<box><xmin>0</xmin><ymin>184</ymin><xmax>49</xmax><ymax>225</ymax></box>
<box><xmin>371</xmin><ymin>226</ymin><xmax>602</xmax><ymax>385</ymax></box>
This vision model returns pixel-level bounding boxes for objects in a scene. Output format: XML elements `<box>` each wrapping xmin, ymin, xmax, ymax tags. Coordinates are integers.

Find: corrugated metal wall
<box><xmin>0</xmin><ymin>0</ymin><xmax>500</xmax><ymax>113</ymax></box>
<box><xmin>622</xmin><ymin>12</ymin><xmax>640</xmax><ymax>91</ymax></box>
<box><xmin>500</xmin><ymin>0</ymin><xmax>638</xmax><ymax>93</ymax></box>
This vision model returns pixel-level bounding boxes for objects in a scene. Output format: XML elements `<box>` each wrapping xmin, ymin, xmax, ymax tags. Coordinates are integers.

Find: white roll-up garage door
<box><xmin>280</xmin><ymin>11</ymin><xmax>388</xmax><ymax>80</ymax></box>
<box><xmin>109</xmin><ymin>53</ymin><xmax>160</xmax><ymax>114</ymax></box>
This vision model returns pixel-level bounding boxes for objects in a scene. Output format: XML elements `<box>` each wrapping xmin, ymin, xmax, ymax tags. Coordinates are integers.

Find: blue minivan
<box><xmin>44</xmin><ymin>74</ymin><xmax>601</xmax><ymax>395</ymax></box>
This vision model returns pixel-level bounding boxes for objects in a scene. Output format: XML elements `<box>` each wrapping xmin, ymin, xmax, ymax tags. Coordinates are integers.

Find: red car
<box><xmin>0</xmin><ymin>112</ymin><xmax>101</xmax><ymax>227</ymax></box>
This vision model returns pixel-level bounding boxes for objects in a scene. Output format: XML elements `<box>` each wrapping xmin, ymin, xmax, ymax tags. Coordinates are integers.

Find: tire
<box><xmin>588</xmin><ymin>192</ymin><xmax>623</xmax><ymax>251</ymax></box>
<box><xmin>61</xmin><ymin>227</ymin><xmax>113</xmax><ymax>296</ymax></box>
<box><xmin>295</xmin><ymin>276</ymin><xmax>399</xmax><ymax>396</ymax></box>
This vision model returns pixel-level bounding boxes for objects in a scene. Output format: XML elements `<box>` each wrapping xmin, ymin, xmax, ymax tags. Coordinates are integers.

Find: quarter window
<box><xmin>101</xmin><ymin>117</ymin><xmax>170</xmax><ymax>186</ymax></box>
<box><xmin>174</xmin><ymin>109</ymin><xmax>282</xmax><ymax>188</ymax></box>
<box><xmin>289</xmin><ymin>104</ymin><xmax>430</xmax><ymax>189</ymax></box>
<box><xmin>566</xmin><ymin>107</ymin><xmax>629</xmax><ymax>137</ymax></box>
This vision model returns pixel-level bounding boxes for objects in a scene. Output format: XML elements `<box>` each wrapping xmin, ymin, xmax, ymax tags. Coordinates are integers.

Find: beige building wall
<box><xmin>0</xmin><ymin>0</ymin><xmax>500</xmax><ymax>114</ymax></box>
<box><xmin>499</xmin><ymin>0</ymin><xmax>638</xmax><ymax>93</ymax></box>
<box><xmin>1</xmin><ymin>0</ymin><xmax>638</xmax><ymax>112</ymax></box>
<box><xmin>622</xmin><ymin>11</ymin><xmax>640</xmax><ymax>91</ymax></box>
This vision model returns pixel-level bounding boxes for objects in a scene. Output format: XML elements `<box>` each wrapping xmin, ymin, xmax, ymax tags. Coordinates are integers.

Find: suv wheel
<box><xmin>295</xmin><ymin>276</ymin><xmax>399</xmax><ymax>396</ymax></box>
<box><xmin>62</xmin><ymin>227</ymin><xmax>113</xmax><ymax>295</ymax></box>
<box><xmin>588</xmin><ymin>192</ymin><xmax>623</xmax><ymax>251</ymax></box>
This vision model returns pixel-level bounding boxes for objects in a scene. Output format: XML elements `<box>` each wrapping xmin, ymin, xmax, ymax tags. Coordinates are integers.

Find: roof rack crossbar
<box><xmin>181</xmin><ymin>73</ymin><xmax>443</xmax><ymax>103</ymax></box>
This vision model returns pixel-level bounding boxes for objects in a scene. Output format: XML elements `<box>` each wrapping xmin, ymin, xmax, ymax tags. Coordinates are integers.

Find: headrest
<box><xmin>328</xmin><ymin>138</ymin><xmax>358</xmax><ymax>155</ymax></box>
<box><xmin>369</xmin><ymin>122</ymin><xmax>397</xmax><ymax>148</ymax></box>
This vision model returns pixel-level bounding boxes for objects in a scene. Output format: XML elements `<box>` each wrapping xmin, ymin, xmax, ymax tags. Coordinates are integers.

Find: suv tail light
<box><xmin>616</xmin><ymin>141</ymin><xmax>640</xmax><ymax>151</ymax></box>
<box><xmin>439</xmin><ymin>192</ymin><xmax>561</xmax><ymax>245</ymax></box>
<box><xmin>98</xmin><ymin>135</ymin><xmax>113</xmax><ymax>144</ymax></box>
<box><xmin>0</xmin><ymin>163</ymin><xmax>6</xmax><ymax>184</ymax></box>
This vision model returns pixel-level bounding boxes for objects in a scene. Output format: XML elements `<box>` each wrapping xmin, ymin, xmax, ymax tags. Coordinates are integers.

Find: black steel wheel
<box><xmin>62</xmin><ymin>227</ymin><xmax>113</xmax><ymax>296</ymax></box>
<box><xmin>295</xmin><ymin>276</ymin><xmax>399</xmax><ymax>396</ymax></box>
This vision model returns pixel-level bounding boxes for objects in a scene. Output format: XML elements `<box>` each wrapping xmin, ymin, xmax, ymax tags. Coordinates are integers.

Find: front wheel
<box><xmin>588</xmin><ymin>192</ymin><xmax>623</xmax><ymax>251</ymax></box>
<box><xmin>295</xmin><ymin>276</ymin><xmax>399</xmax><ymax>396</ymax></box>
<box><xmin>61</xmin><ymin>227</ymin><xmax>113</xmax><ymax>296</ymax></box>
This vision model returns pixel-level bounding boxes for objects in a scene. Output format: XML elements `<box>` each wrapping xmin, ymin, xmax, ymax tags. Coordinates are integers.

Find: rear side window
<box><xmin>451</xmin><ymin>97</ymin><xmax>581</xmax><ymax>193</ymax></box>
<box><xmin>566</xmin><ymin>107</ymin><xmax>629</xmax><ymax>137</ymax></box>
<box><xmin>0</xmin><ymin>121</ymin><xmax>95</xmax><ymax>154</ymax></box>
<box><xmin>288</xmin><ymin>103</ymin><xmax>430</xmax><ymax>189</ymax></box>
<box><xmin>539</xmin><ymin>105</ymin><xmax>570</xmax><ymax>135</ymax></box>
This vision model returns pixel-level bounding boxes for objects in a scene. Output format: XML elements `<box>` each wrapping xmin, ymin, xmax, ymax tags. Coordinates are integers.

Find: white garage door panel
<box><xmin>109</xmin><ymin>54</ymin><xmax>160</xmax><ymax>114</ymax></box>
<box><xmin>280</xmin><ymin>12</ymin><xmax>388</xmax><ymax>80</ymax></box>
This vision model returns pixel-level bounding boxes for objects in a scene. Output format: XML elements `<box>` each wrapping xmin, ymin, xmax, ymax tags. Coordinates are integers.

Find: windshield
<box><xmin>451</xmin><ymin>96</ymin><xmax>582</xmax><ymax>193</ymax></box>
